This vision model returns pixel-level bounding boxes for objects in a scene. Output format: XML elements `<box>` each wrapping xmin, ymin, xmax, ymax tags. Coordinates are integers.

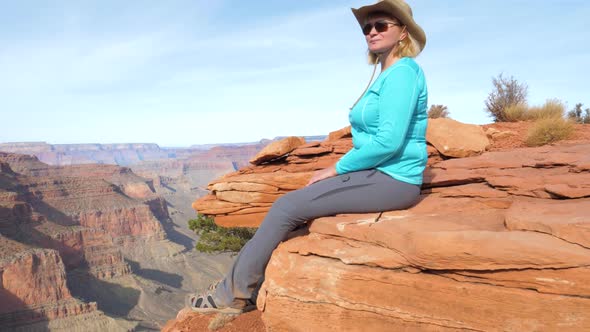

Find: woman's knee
<box><xmin>270</xmin><ymin>190</ymin><xmax>309</xmax><ymax>223</ymax></box>
<box><xmin>272</xmin><ymin>191</ymin><xmax>298</xmax><ymax>214</ymax></box>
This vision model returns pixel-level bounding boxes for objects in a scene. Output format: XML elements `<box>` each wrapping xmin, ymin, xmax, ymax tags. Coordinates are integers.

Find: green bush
<box><xmin>485</xmin><ymin>73</ymin><xmax>528</xmax><ymax>122</ymax></box>
<box><xmin>525</xmin><ymin>117</ymin><xmax>574</xmax><ymax>147</ymax></box>
<box><xmin>188</xmin><ymin>214</ymin><xmax>257</xmax><ymax>253</ymax></box>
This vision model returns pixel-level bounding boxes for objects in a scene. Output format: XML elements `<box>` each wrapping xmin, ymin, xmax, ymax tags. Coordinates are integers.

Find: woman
<box><xmin>188</xmin><ymin>0</ymin><xmax>428</xmax><ymax>314</ymax></box>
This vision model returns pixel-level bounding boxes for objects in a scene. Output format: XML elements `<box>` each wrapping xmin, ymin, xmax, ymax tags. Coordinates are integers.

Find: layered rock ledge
<box><xmin>173</xmin><ymin>121</ymin><xmax>590</xmax><ymax>331</ymax></box>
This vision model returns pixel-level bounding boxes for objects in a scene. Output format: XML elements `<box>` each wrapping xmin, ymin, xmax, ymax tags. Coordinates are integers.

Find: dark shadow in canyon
<box><xmin>159</xmin><ymin>217</ymin><xmax>195</xmax><ymax>252</ymax></box>
<box><xmin>0</xmin><ymin>206</ymin><xmax>20</xmax><ymax>238</ymax></box>
<box><xmin>67</xmin><ymin>271</ymin><xmax>140</xmax><ymax>317</ymax></box>
<box><xmin>126</xmin><ymin>259</ymin><xmax>183</xmax><ymax>289</ymax></box>
<box><xmin>30</xmin><ymin>200</ymin><xmax>78</xmax><ymax>226</ymax></box>
<box><xmin>0</xmin><ymin>288</ymin><xmax>49</xmax><ymax>331</ymax></box>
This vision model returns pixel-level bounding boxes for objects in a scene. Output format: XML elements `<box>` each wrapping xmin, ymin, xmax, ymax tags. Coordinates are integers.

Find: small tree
<box><xmin>188</xmin><ymin>213</ymin><xmax>257</xmax><ymax>253</ymax></box>
<box><xmin>485</xmin><ymin>73</ymin><xmax>528</xmax><ymax>122</ymax></box>
<box><xmin>428</xmin><ymin>104</ymin><xmax>450</xmax><ymax>119</ymax></box>
<box><xmin>567</xmin><ymin>103</ymin><xmax>590</xmax><ymax>124</ymax></box>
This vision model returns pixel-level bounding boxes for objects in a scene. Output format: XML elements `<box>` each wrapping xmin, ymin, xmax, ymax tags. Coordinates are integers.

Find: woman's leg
<box><xmin>212</xmin><ymin>170</ymin><xmax>420</xmax><ymax>307</ymax></box>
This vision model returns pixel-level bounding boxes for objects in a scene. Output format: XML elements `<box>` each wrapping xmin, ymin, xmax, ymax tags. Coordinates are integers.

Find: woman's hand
<box><xmin>306</xmin><ymin>166</ymin><xmax>338</xmax><ymax>186</ymax></box>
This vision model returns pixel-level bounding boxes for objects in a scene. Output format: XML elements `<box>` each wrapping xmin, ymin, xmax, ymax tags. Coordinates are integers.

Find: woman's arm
<box><xmin>335</xmin><ymin>64</ymin><xmax>420</xmax><ymax>174</ymax></box>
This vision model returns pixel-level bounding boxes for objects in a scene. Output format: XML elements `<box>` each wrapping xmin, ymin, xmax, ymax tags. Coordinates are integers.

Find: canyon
<box><xmin>0</xmin><ymin>135</ymin><xmax>328</xmax><ymax>330</ymax></box>
<box><xmin>0</xmin><ymin>143</ymin><xmax>266</xmax><ymax>330</ymax></box>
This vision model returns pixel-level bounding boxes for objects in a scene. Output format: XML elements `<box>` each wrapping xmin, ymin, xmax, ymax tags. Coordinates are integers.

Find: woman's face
<box><xmin>363</xmin><ymin>14</ymin><xmax>405</xmax><ymax>55</ymax></box>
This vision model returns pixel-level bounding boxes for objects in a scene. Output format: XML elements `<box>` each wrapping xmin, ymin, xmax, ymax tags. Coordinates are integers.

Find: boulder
<box><xmin>249</xmin><ymin>136</ymin><xmax>306</xmax><ymax>165</ymax></box>
<box><xmin>427</xmin><ymin>118</ymin><xmax>491</xmax><ymax>157</ymax></box>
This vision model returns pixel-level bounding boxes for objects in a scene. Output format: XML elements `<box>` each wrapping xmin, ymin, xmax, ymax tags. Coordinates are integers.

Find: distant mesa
<box><xmin>0</xmin><ymin>135</ymin><xmax>326</xmax><ymax>167</ymax></box>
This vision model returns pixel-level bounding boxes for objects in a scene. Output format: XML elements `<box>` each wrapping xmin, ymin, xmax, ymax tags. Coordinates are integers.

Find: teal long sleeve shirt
<box><xmin>335</xmin><ymin>57</ymin><xmax>428</xmax><ymax>186</ymax></box>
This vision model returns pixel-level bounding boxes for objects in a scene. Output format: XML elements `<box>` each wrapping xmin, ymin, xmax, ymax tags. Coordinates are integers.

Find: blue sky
<box><xmin>1</xmin><ymin>0</ymin><xmax>588</xmax><ymax>146</ymax></box>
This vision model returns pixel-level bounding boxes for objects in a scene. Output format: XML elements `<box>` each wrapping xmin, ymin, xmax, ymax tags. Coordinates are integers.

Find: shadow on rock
<box><xmin>160</xmin><ymin>218</ymin><xmax>196</xmax><ymax>252</ymax></box>
<box><xmin>0</xmin><ymin>289</ymin><xmax>50</xmax><ymax>331</ymax></box>
<box><xmin>127</xmin><ymin>259</ymin><xmax>183</xmax><ymax>289</ymax></box>
<box><xmin>67</xmin><ymin>271</ymin><xmax>140</xmax><ymax>317</ymax></box>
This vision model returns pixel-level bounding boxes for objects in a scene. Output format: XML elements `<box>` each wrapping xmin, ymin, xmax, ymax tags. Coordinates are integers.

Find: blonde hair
<box><xmin>367</xmin><ymin>34</ymin><xmax>420</xmax><ymax>64</ymax></box>
<box><xmin>365</xmin><ymin>12</ymin><xmax>421</xmax><ymax>64</ymax></box>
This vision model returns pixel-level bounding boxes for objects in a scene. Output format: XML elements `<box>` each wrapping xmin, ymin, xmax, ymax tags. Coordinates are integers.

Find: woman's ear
<box><xmin>400</xmin><ymin>26</ymin><xmax>408</xmax><ymax>42</ymax></box>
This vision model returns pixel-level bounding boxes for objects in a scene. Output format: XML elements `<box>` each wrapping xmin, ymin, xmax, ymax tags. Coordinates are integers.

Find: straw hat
<box><xmin>351</xmin><ymin>0</ymin><xmax>426</xmax><ymax>51</ymax></box>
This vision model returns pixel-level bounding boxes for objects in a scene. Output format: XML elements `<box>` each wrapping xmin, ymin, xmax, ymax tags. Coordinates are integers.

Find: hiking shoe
<box><xmin>186</xmin><ymin>281</ymin><xmax>256</xmax><ymax>314</ymax></box>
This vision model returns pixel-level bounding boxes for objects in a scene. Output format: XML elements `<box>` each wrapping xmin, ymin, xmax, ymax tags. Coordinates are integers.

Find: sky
<box><xmin>0</xmin><ymin>0</ymin><xmax>588</xmax><ymax>147</ymax></box>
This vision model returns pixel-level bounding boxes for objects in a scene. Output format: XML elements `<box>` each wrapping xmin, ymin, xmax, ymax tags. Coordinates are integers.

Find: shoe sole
<box><xmin>185</xmin><ymin>294</ymin><xmax>256</xmax><ymax>314</ymax></box>
<box><xmin>189</xmin><ymin>304</ymin><xmax>256</xmax><ymax>315</ymax></box>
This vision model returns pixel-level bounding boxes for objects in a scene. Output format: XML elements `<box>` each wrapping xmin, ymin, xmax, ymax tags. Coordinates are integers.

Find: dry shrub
<box><xmin>525</xmin><ymin>117</ymin><xmax>574</xmax><ymax>146</ymax></box>
<box><xmin>527</xmin><ymin>99</ymin><xmax>565</xmax><ymax>120</ymax></box>
<box><xmin>502</xmin><ymin>103</ymin><xmax>529</xmax><ymax>122</ymax></box>
<box><xmin>485</xmin><ymin>73</ymin><xmax>528</xmax><ymax>122</ymax></box>
<box><xmin>428</xmin><ymin>104</ymin><xmax>450</xmax><ymax>118</ymax></box>
<box><xmin>502</xmin><ymin>99</ymin><xmax>566</xmax><ymax>122</ymax></box>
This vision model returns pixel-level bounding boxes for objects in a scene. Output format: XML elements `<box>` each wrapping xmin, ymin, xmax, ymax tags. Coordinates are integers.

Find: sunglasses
<box><xmin>362</xmin><ymin>20</ymin><xmax>401</xmax><ymax>35</ymax></box>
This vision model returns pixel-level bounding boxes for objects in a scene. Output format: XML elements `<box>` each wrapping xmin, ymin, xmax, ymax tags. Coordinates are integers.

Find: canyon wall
<box><xmin>0</xmin><ymin>152</ymin><xmax>169</xmax><ymax>330</ymax></box>
<box><xmin>0</xmin><ymin>137</ymin><xmax>284</xmax><ymax>330</ymax></box>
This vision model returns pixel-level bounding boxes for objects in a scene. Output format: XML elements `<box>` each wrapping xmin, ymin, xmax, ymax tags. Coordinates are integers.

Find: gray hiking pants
<box><xmin>214</xmin><ymin>169</ymin><xmax>421</xmax><ymax>306</ymax></box>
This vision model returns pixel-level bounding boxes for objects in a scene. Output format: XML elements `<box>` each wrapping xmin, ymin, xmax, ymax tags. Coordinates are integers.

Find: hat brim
<box><xmin>351</xmin><ymin>1</ymin><xmax>426</xmax><ymax>51</ymax></box>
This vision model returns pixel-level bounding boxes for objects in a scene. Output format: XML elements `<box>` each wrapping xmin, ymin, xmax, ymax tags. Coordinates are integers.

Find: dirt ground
<box><xmin>482</xmin><ymin>121</ymin><xmax>590</xmax><ymax>151</ymax></box>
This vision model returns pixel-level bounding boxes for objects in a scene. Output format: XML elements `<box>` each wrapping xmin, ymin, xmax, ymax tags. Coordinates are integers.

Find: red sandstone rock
<box><xmin>162</xmin><ymin>308</ymin><xmax>264</xmax><ymax>332</ymax></box>
<box><xmin>259</xmin><ymin>250</ymin><xmax>590</xmax><ymax>331</ymax></box>
<box><xmin>291</xmin><ymin>145</ymin><xmax>333</xmax><ymax>156</ymax></box>
<box><xmin>327</xmin><ymin>126</ymin><xmax>351</xmax><ymax>141</ymax></box>
<box><xmin>433</xmin><ymin>182</ymin><xmax>509</xmax><ymax>198</ymax></box>
<box><xmin>309</xmin><ymin>211</ymin><xmax>590</xmax><ymax>270</ymax></box>
<box><xmin>505</xmin><ymin>198</ymin><xmax>590</xmax><ymax>248</ymax></box>
<box><xmin>426</xmin><ymin>118</ymin><xmax>491</xmax><ymax>157</ymax></box>
<box><xmin>249</xmin><ymin>136</ymin><xmax>306</xmax><ymax>165</ymax></box>
<box><xmin>214</xmin><ymin>212</ymin><xmax>268</xmax><ymax>228</ymax></box>
<box><xmin>211</xmin><ymin>181</ymin><xmax>280</xmax><ymax>193</ymax></box>
<box><xmin>179</xmin><ymin>123</ymin><xmax>590</xmax><ymax>331</ymax></box>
